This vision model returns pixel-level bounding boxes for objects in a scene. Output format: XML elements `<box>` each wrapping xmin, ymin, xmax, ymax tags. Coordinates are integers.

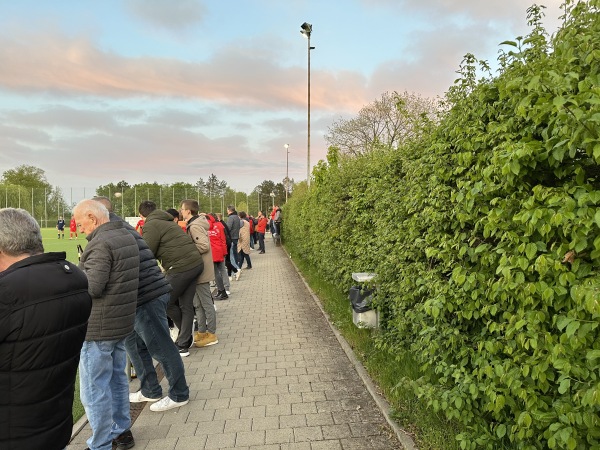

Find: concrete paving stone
<box><xmin>211</xmin><ymin>380</ymin><xmax>236</xmax><ymax>390</ymax></box>
<box><xmin>255</xmin><ymin>375</ymin><xmax>278</xmax><ymax>386</ymax></box>
<box><xmin>251</xmin><ymin>416</ymin><xmax>280</xmax><ymax>431</ymax></box>
<box><xmin>141</xmin><ymin>437</ymin><xmax>178</xmax><ymax>449</ymax></box>
<box><xmin>244</xmin><ymin>385</ymin><xmax>268</xmax><ymax>397</ymax></box>
<box><xmin>248</xmin><ymin>356</ymin><xmax>268</xmax><ymax>364</ymax></box>
<box><xmin>280</xmin><ymin>443</ymin><xmax>312</xmax><ymax>450</ymax></box>
<box><xmin>339</xmin><ymin>435</ymin><xmax>400</xmax><ymax>449</ymax></box>
<box><xmin>278</xmin><ymin>393</ymin><xmax>303</xmax><ymax>404</ymax></box>
<box><xmin>267</xmin><ymin>383</ymin><xmax>291</xmax><ymax>394</ymax></box>
<box><xmin>265</xmin><ymin>403</ymin><xmax>292</xmax><ymax>417</ymax></box>
<box><xmin>203</xmin><ymin>372</ymin><xmax>226</xmax><ymax>382</ymax></box>
<box><xmin>246</xmin><ymin>369</ymin><xmax>268</xmax><ymax>378</ymax></box>
<box><xmin>233</xmin><ymin>377</ymin><xmax>257</xmax><ymax>388</ymax></box>
<box><xmin>223</xmin><ymin>370</ymin><xmax>247</xmax><ymax>380</ymax></box>
<box><xmin>213</xmin><ymin>407</ymin><xmax>242</xmax><ymax>421</ymax></box>
<box><xmin>253</xmin><ymin>393</ymin><xmax>279</xmax><ymax>406</ymax></box>
<box><xmin>305</xmin><ymin>412</ymin><xmax>335</xmax><ymax>427</ymax></box>
<box><xmin>158</xmin><ymin>409</ymin><xmax>194</xmax><ymax>425</ymax></box>
<box><xmin>288</xmin><ymin>383</ymin><xmax>313</xmax><ymax>394</ymax></box>
<box><xmin>203</xmin><ymin>431</ymin><xmax>237</xmax><ymax>448</ymax></box>
<box><xmin>246</xmin><ymin>445</ymin><xmax>280</xmax><ymax>450</ymax></box>
<box><xmin>131</xmin><ymin>424</ymin><xmax>172</xmax><ymax>440</ymax></box>
<box><xmin>310</xmin><ymin>440</ymin><xmax>344</xmax><ymax>450</ymax></box>
<box><xmin>316</xmin><ymin>401</ymin><xmax>345</xmax><ymax>413</ymax></box>
<box><xmin>196</xmin><ymin>419</ymin><xmax>226</xmax><ymax>434</ymax></box>
<box><xmin>224</xmin><ymin>417</ymin><xmax>253</xmax><ymax>433</ymax></box>
<box><xmin>229</xmin><ymin>395</ymin><xmax>255</xmax><ymax>407</ymax></box>
<box><xmin>310</xmin><ymin>382</ymin><xmax>335</xmax><ymax>392</ymax></box>
<box><xmin>240</xmin><ymin>404</ymin><xmax>267</xmax><ymax>419</ymax></box>
<box><xmin>187</xmin><ymin>408</ymin><xmax>216</xmax><ymax>422</ymax></box>
<box><xmin>301</xmin><ymin>391</ymin><xmax>327</xmax><ymax>403</ymax></box>
<box><xmin>166</xmin><ymin>422</ymin><xmax>199</xmax><ymax>438</ymax></box>
<box><xmin>294</xmin><ymin>426</ymin><xmax>324</xmax><ymax>442</ymax></box>
<box><xmin>265</xmin><ymin>428</ymin><xmax>295</xmax><ymax>444</ymax></box>
<box><xmin>321</xmin><ymin>424</ymin><xmax>352</xmax><ymax>440</ymax></box>
<box><xmin>196</xmin><ymin>388</ymin><xmax>221</xmax><ymax>400</ymax></box>
<box><xmin>237</xmin><ymin>363</ymin><xmax>259</xmax><ymax>372</ymax></box>
<box><xmin>205</xmin><ymin>397</ymin><xmax>232</xmax><ymax>409</ymax></box>
<box><xmin>219</xmin><ymin>387</ymin><xmax>244</xmax><ymax>398</ymax></box>
<box><xmin>291</xmin><ymin>402</ymin><xmax>318</xmax><ymax>415</ymax></box>
<box><xmin>279</xmin><ymin>414</ymin><xmax>307</xmax><ymax>428</ymax></box>
<box><xmin>173</xmin><ymin>434</ymin><xmax>208</xmax><ymax>449</ymax></box>
<box><xmin>236</xmin><ymin>430</ymin><xmax>267</xmax><ymax>446</ymax></box>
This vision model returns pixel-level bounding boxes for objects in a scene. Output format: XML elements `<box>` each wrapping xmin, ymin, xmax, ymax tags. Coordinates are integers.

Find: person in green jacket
<box><xmin>139</xmin><ymin>201</ymin><xmax>204</xmax><ymax>357</ymax></box>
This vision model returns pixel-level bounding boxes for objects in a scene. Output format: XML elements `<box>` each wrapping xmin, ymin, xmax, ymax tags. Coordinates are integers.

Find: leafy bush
<box><xmin>284</xmin><ymin>2</ymin><xmax>600</xmax><ymax>448</ymax></box>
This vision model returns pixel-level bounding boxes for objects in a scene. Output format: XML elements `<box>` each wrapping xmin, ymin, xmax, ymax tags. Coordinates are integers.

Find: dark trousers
<box><xmin>165</xmin><ymin>263</ymin><xmax>204</xmax><ymax>347</ymax></box>
<box><xmin>258</xmin><ymin>232</ymin><xmax>265</xmax><ymax>252</ymax></box>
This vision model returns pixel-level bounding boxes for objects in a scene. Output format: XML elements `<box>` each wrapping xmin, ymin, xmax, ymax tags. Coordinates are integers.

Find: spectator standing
<box><xmin>92</xmin><ymin>197</ymin><xmax>190</xmax><ymax>416</ymax></box>
<box><xmin>180</xmin><ymin>200</ymin><xmax>218</xmax><ymax>347</ymax></box>
<box><xmin>237</xmin><ymin>211</ymin><xmax>253</xmax><ymax>269</ymax></box>
<box><xmin>208</xmin><ymin>213</ymin><xmax>229</xmax><ymax>300</ymax></box>
<box><xmin>70</xmin><ymin>216</ymin><xmax>78</xmax><ymax>239</ymax></box>
<box><xmin>0</xmin><ymin>208</ymin><xmax>92</xmax><ymax>450</ymax></box>
<box><xmin>139</xmin><ymin>200</ymin><xmax>204</xmax><ymax>356</ymax></box>
<box><xmin>73</xmin><ymin>199</ymin><xmax>139</xmax><ymax>450</ymax></box>
<box><xmin>256</xmin><ymin>210</ymin><xmax>267</xmax><ymax>254</ymax></box>
<box><xmin>216</xmin><ymin>213</ymin><xmax>238</xmax><ymax>281</ymax></box>
<box><xmin>273</xmin><ymin>205</ymin><xmax>282</xmax><ymax>236</ymax></box>
<box><xmin>226</xmin><ymin>205</ymin><xmax>242</xmax><ymax>278</ymax></box>
<box><xmin>56</xmin><ymin>215</ymin><xmax>65</xmax><ymax>239</ymax></box>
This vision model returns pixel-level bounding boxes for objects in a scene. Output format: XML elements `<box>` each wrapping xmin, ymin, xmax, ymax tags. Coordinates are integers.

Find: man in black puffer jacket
<box><xmin>0</xmin><ymin>208</ymin><xmax>92</xmax><ymax>450</ymax></box>
<box><xmin>73</xmin><ymin>199</ymin><xmax>139</xmax><ymax>450</ymax></box>
<box><xmin>93</xmin><ymin>197</ymin><xmax>189</xmax><ymax>417</ymax></box>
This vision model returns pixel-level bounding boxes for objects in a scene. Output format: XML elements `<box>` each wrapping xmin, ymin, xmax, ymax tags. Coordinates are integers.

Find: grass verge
<box><xmin>288</xmin><ymin>246</ymin><xmax>461</xmax><ymax>450</ymax></box>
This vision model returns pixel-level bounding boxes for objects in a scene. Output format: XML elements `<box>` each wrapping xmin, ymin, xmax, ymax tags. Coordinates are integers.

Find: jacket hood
<box><xmin>146</xmin><ymin>209</ymin><xmax>176</xmax><ymax>223</ymax></box>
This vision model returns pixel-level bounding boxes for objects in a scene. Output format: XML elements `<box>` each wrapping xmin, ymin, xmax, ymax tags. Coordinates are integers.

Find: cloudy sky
<box><xmin>0</xmin><ymin>0</ymin><xmax>564</xmax><ymax>198</ymax></box>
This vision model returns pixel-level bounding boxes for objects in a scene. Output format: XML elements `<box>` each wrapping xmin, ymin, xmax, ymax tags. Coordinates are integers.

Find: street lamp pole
<box><xmin>284</xmin><ymin>144</ymin><xmax>290</xmax><ymax>202</ymax></box>
<box><xmin>300</xmin><ymin>22</ymin><xmax>314</xmax><ymax>187</ymax></box>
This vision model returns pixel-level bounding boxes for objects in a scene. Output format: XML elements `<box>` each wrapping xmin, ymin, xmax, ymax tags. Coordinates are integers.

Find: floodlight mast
<box><xmin>300</xmin><ymin>22</ymin><xmax>314</xmax><ymax>187</ymax></box>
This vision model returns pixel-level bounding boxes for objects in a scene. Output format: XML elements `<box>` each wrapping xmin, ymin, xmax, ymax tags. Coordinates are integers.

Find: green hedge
<box><xmin>284</xmin><ymin>2</ymin><xmax>600</xmax><ymax>449</ymax></box>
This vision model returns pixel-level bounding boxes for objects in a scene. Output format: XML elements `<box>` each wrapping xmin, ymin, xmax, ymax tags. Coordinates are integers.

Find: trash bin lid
<box><xmin>351</xmin><ymin>272</ymin><xmax>376</xmax><ymax>282</ymax></box>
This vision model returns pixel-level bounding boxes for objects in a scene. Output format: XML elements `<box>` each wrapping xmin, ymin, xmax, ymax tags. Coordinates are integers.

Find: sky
<box><xmin>0</xmin><ymin>0</ymin><xmax>565</xmax><ymax>200</ymax></box>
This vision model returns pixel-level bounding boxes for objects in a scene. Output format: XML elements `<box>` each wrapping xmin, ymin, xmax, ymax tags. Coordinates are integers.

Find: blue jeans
<box><xmin>229</xmin><ymin>240</ymin><xmax>240</xmax><ymax>270</ymax></box>
<box><xmin>79</xmin><ymin>339</ymin><xmax>130</xmax><ymax>450</ymax></box>
<box><xmin>124</xmin><ymin>293</ymin><xmax>189</xmax><ymax>402</ymax></box>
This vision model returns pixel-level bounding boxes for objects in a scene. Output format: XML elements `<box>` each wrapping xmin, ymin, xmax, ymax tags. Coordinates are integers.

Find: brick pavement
<box><xmin>68</xmin><ymin>234</ymin><xmax>413</xmax><ymax>449</ymax></box>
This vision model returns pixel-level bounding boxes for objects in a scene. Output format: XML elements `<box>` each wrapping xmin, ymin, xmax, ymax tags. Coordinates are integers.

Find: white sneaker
<box><xmin>228</xmin><ymin>276</ymin><xmax>233</xmax><ymax>281</ymax></box>
<box><xmin>130</xmin><ymin>390</ymin><xmax>160</xmax><ymax>403</ymax></box>
<box><xmin>235</xmin><ymin>270</ymin><xmax>241</xmax><ymax>281</ymax></box>
<box><xmin>150</xmin><ymin>396</ymin><xmax>189</xmax><ymax>412</ymax></box>
<box><xmin>225</xmin><ymin>290</ymin><xmax>231</xmax><ymax>296</ymax></box>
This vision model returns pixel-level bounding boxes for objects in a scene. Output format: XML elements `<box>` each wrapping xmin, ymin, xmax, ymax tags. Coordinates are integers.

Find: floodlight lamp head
<box><xmin>300</xmin><ymin>22</ymin><xmax>312</xmax><ymax>38</ymax></box>
<box><xmin>284</xmin><ymin>144</ymin><xmax>289</xmax><ymax>149</ymax></box>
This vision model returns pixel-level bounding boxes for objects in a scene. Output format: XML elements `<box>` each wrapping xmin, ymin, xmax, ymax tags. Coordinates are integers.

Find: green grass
<box><xmin>41</xmin><ymin>229</ymin><xmax>87</xmax><ymax>422</ymax></box>
<box><xmin>288</xmin><ymin>246</ymin><xmax>462</xmax><ymax>450</ymax></box>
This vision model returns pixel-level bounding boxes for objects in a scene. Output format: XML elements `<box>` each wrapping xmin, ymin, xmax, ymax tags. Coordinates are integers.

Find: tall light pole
<box><xmin>270</xmin><ymin>192</ymin><xmax>275</xmax><ymax>208</ymax></box>
<box><xmin>284</xmin><ymin>144</ymin><xmax>290</xmax><ymax>202</ymax></box>
<box><xmin>300</xmin><ymin>22</ymin><xmax>314</xmax><ymax>187</ymax></box>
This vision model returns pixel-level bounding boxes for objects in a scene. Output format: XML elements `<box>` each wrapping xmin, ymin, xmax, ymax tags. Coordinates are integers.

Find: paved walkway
<box><xmin>68</xmin><ymin>234</ymin><xmax>412</xmax><ymax>449</ymax></box>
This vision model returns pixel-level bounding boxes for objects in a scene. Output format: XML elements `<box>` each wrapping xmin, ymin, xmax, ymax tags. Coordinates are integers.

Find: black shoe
<box><xmin>259</xmin><ymin>251</ymin><xmax>265</xmax><ymax>254</ymax></box>
<box><xmin>112</xmin><ymin>429</ymin><xmax>135</xmax><ymax>450</ymax></box>
<box><xmin>215</xmin><ymin>290</ymin><xmax>229</xmax><ymax>300</ymax></box>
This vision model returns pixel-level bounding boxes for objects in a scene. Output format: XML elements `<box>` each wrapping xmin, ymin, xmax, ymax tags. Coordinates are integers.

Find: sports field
<box><xmin>41</xmin><ymin>227</ymin><xmax>87</xmax><ymax>264</ymax></box>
